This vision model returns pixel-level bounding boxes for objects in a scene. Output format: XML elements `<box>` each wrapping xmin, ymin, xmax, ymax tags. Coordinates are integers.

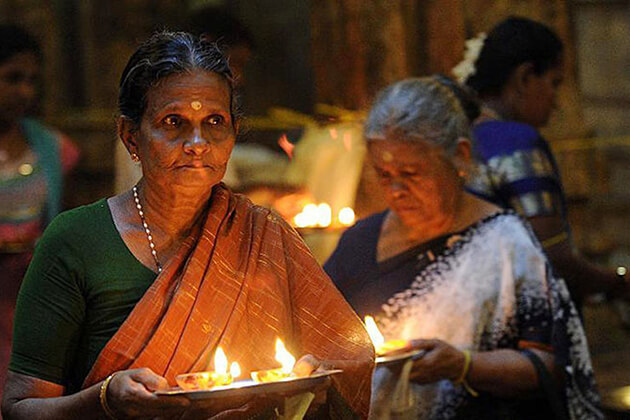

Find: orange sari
<box><xmin>83</xmin><ymin>184</ymin><xmax>374</xmax><ymax>417</ymax></box>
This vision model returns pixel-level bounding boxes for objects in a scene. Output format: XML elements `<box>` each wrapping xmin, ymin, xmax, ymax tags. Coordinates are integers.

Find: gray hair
<box><xmin>364</xmin><ymin>77</ymin><xmax>470</xmax><ymax>153</ymax></box>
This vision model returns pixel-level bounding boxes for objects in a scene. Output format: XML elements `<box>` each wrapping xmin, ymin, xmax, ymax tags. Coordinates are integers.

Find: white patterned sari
<box><xmin>370</xmin><ymin>213</ymin><xmax>602</xmax><ymax>420</ymax></box>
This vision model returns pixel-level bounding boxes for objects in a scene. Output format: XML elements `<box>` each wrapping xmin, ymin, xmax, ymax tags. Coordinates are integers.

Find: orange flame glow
<box><xmin>364</xmin><ymin>316</ymin><xmax>410</xmax><ymax>356</ymax></box>
<box><xmin>338</xmin><ymin>207</ymin><xmax>355</xmax><ymax>226</ymax></box>
<box><xmin>214</xmin><ymin>346</ymin><xmax>228</xmax><ymax>375</ymax></box>
<box><xmin>278</xmin><ymin>134</ymin><xmax>294</xmax><ymax>159</ymax></box>
<box><xmin>275</xmin><ymin>338</ymin><xmax>296</xmax><ymax>374</ymax></box>
<box><xmin>364</xmin><ymin>316</ymin><xmax>385</xmax><ymax>348</ymax></box>
<box><xmin>230</xmin><ymin>361</ymin><xmax>241</xmax><ymax>378</ymax></box>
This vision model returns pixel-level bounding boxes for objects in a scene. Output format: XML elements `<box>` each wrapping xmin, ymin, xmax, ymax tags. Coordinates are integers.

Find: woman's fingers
<box><xmin>293</xmin><ymin>354</ymin><xmax>320</xmax><ymax>377</ymax></box>
<box><xmin>407</xmin><ymin>339</ymin><xmax>466</xmax><ymax>384</ymax></box>
<box><xmin>409</xmin><ymin>338</ymin><xmax>440</xmax><ymax>351</ymax></box>
<box><xmin>107</xmin><ymin>368</ymin><xmax>191</xmax><ymax>418</ymax></box>
<box><xmin>208</xmin><ymin>396</ymin><xmax>279</xmax><ymax>420</ymax></box>
<box><xmin>130</xmin><ymin>367</ymin><xmax>170</xmax><ymax>391</ymax></box>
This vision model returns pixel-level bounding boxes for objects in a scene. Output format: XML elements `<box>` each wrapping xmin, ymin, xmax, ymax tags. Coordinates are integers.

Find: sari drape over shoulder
<box><xmin>83</xmin><ymin>184</ymin><xmax>374</xmax><ymax>417</ymax></box>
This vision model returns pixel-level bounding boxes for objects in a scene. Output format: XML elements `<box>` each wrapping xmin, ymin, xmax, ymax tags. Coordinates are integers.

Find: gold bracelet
<box><xmin>454</xmin><ymin>350</ymin><xmax>479</xmax><ymax>397</ymax></box>
<box><xmin>99</xmin><ymin>373</ymin><xmax>118</xmax><ymax>420</ymax></box>
<box><xmin>454</xmin><ymin>350</ymin><xmax>471</xmax><ymax>384</ymax></box>
<box><xmin>541</xmin><ymin>231</ymin><xmax>568</xmax><ymax>249</ymax></box>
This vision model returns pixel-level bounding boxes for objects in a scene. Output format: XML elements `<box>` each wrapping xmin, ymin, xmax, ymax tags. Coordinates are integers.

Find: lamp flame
<box><xmin>364</xmin><ymin>316</ymin><xmax>385</xmax><ymax>348</ymax></box>
<box><xmin>278</xmin><ymin>134</ymin><xmax>295</xmax><ymax>160</ymax></box>
<box><xmin>338</xmin><ymin>207</ymin><xmax>355</xmax><ymax>226</ymax></box>
<box><xmin>214</xmin><ymin>346</ymin><xmax>228</xmax><ymax>375</ymax></box>
<box><xmin>275</xmin><ymin>338</ymin><xmax>296</xmax><ymax>374</ymax></box>
<box><xmin>316</xmin><ymin>203</ymin><xmax>332</xmax><ymax>227</ymax></box>
<box><xmin>230</xmin><ymin>361</ymin><xmax>241</xmax><ymax>378</ymax></box>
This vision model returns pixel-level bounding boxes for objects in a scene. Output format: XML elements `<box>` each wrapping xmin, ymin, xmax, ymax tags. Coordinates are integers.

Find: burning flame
<box><xmin>278</xmin><ymin>134</ymin><xmax>295</xmax><ymax>160</ymax></box>
<box><xmin>343</xmin><ymin>131</ymin><xmax>352</xmax><ymax>152</ymax></box>
<box><xmin>364</xmin><ymin>316</ymin><xmax>385</xmax><ymax>349</ymax></box>
<box><xmin>293</xmin><ymin>203</ymin><xmax>332</xmax><ymax>228</ymax></box>
<box><xmin>338</xmin><ymin>207</ymin><xmax>355</xmax><ymax>226</ymax></box>
<box><xmin>230</xmin><ymin>361</ymin><xmax>241</xmax><ymax>378</ymax></box>
<box><xmin>214</xmin><ymin>346</ymin><xmax>228</xmax><ymax>375</ymax></box>
<box><xmin>293</xmin><ymin>202</ymin><xmax>355</xmax><ymax>229</ymax></box>
<box><xmin>316</xmin><ymin>203</ymin><xmax>332</xmax><ymax>227</ymax></box>
<box><xmin>275</xmin><ymin>338</ymin><xmax>296</xmax><ymax>374</ymax></box>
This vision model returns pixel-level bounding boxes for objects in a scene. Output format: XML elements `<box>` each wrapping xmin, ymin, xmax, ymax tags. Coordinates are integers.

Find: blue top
<box><xmin>324</xmin><ymin>211</ymin><xmax>454</xmax><ymax>318</ymax></box>
<box><xmin>466</xmin><ymin>120</ymin><xmax>567</xmax><ymax>225</ymax></box>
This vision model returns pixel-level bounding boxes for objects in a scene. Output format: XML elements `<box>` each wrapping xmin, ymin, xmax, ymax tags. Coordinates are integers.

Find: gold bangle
<box><xmin>454</xmin><ymin>350</ymin><xmax>471</xmax><ymax>384</ymax></box>
<box><xmin>454</xmin><ymin>350</ymin><xmax>479</xmax><ymax>397</ymax></box>
<box><xmin>99</xmin><ymin>373</ymin><xmax>118</xmax><ymax>420</ymax></box>
<box><xmin>462</xmin><ymin>378</ymin><xmax>480</xmax><ymax>397</ymax></box>
<box><xmin>541</xmin><ymin>231</ymin><xmax>568</xmax><ymax>249</ymax></box>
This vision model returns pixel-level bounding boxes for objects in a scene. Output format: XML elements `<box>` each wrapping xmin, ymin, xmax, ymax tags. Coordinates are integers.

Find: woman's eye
<box><xmin>207</xmin><ymin>115</ymin><xmax>225</xmax><ymax>126</ymax></box>
<box><xmin>376</xmin><ymin>169</ymin><xmax>392</xmax><ymax>179</ymax></box>
<box><xmin>162</xmin><ymin>115</ymin><xmax>181</xmax><ymax>127</ymax></box>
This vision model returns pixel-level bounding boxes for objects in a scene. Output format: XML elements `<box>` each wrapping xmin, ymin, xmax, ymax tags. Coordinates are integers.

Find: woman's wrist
<box><xmin>452</xmin><ymin>350</ymin><xmax>479</xmax><ymax>397</ymax></box>
<box><xmin>99</xmin><ymin>373</ymin><xmax>118</xmax><ymax>420</ymax></box>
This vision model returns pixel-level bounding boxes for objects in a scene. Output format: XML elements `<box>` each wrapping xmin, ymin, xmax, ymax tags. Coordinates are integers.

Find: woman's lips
<box><xmin>178</xmin><ymin>162</ymin><xmax>223</xmax><ymax>171</ymax></box>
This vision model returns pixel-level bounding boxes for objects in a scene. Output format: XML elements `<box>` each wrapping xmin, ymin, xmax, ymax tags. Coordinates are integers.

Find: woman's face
<box><xmin>368</xmin><ymin>138</ymin><xmax>463</xmax><ymax>232</ymax></box>
<box><xmin>0</xmin><ymin>52</ymin><xmax>39</xmax><ymax>126</ymax></box>
<box><xmin>125</xmin><ymin>70</ymin><xmax>236</xmax><ymax>195</ymax></box>
<box><xmin>515</xmin><ymin>59</ymin><xmax>564</xmax><ymax>128</ymax></box>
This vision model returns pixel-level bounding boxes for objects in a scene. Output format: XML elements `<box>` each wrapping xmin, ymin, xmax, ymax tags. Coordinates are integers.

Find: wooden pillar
<box><xmin>310</xmin><ymin>0</ymin><xmax>417</xmax><ymax>110</ymax></box>
<box><xmin>424</xmin><ymin>0</ymin><xmax>466</xmax><ymax>75</ymax></box>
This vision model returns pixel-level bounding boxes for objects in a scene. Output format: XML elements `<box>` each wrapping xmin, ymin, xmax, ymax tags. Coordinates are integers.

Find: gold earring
<box><xmin>458</xmin><ymin>170</ymin><xmax>466</xmax><ymax>179</ymax></box>
<box><xmin>131</xmin><ymin>153</ymin><xmax>140</xmax><ymax>162</ymax></box>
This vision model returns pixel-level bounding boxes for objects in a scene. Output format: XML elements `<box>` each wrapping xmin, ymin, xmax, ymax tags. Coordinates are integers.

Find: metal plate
<box><xmin>155</xmin><ymin>370</ymin><xmax>342</xmax><ymax>400</ymax></box>
<box><xmin>376</xmin><ymin>349</ymin><xmax>425</xmax><ymax>365</ymax></box>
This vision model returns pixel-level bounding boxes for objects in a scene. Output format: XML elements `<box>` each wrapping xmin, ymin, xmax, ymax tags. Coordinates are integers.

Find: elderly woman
<box><xmin>462</xmin><ymin>17</ymin><xmax>629</xmax><ymax>308</ymax></box>
<box><xmin>324</xmin><ymin>77</ymin><xmax>601</xmax><ymax>419</ymax></box>
<box><xmin>1</xmin><ymin>32</ymin><xmax>373</xmax><ymax>420</ymax></box>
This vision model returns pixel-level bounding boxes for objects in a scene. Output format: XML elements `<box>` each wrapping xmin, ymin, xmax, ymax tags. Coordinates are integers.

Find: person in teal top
<box><xmin>0</xmin><ymin>24</ymin><xmax>79</xmax><ymax>406</ymax></box>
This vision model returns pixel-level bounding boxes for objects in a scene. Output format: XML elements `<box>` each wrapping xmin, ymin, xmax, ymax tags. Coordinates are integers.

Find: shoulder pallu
<box><xmin>82</xmin><ymin>184</ymin><xmax>374</xmax><ymax>418</ymax></box>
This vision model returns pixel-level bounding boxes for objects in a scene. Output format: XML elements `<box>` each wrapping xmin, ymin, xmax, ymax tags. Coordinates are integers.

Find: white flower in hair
<box><xmin>452</xmin><ymin>32</ymin><xmax>487</xmax><ymax>84</ymax></box>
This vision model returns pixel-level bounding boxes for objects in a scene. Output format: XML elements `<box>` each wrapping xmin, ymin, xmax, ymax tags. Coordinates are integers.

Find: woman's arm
<box><xmin>529</xmin><ymin>215</ymin><xmax>627</xmax><ymax>299</ymax></box>
<box><xmin>409</xmin><ymin>339</ymin><xmax>557</xmax><ymax>398</ymax></box>
<box><xmin>2</xmin><ymin>369</ymin><xmax>190</xmax><ymax>420</ymax></box>
<box><xmin>2</xmin><ymin>371</ymin><xmax>98</xmax><ymax>420</ymax></box>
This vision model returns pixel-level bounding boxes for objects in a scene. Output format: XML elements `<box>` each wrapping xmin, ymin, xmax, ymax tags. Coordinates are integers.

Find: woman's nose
<box><xmin>389</xmin><ymin>181</ymin><xmax>408</xmax><ymax>199</ymax></box>
<box><xmin>183</xmin><ymin>129</ymin><xmax>209</xmax><ymax>156</ymax></box>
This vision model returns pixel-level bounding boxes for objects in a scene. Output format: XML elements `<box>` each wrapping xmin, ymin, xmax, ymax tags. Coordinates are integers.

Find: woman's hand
<box><xmin>408</xmin><ymin>339</ymin><xmax>465</xmax><ymax>384</ymax></box>
<box><xmin>205</xmin><ymin>396</ymin><xmax>281</xmax><ymax>420</ymax></box>
<box><xmin>293</xmin><ymin>354</ymin><xmax>330</xmax><ymax>377</ymax></box>
<box><xmin>291</xmin><ymin>355</ymin><xmax>334</xmax><ymax>414</ymax></box>
<box><xmin>106</xmin><ymin>368</ymin><xmax>190</xmax><ymax>419</ymax></box>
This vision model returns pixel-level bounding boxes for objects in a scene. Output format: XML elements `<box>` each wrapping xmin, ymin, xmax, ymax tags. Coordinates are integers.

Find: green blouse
<box><xmin>9</xmin><ymin>199</ymin><xmax>156</xmax><ymax>393</ymax></box>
